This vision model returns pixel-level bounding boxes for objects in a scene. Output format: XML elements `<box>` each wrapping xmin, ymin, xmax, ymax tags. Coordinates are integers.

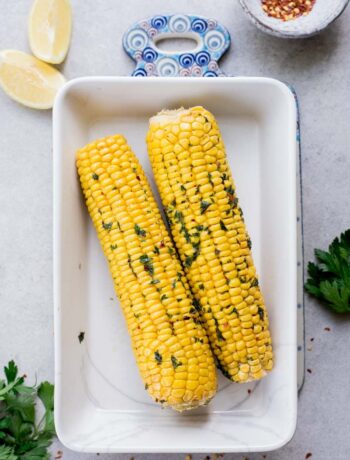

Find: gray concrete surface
<box><xmin>1</xmin><ymin>0</ymin><xmax>350</xmax><ymax>459</ymax></box>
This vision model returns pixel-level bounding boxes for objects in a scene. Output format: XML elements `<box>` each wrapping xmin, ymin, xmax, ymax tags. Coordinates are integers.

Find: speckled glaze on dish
<box><xmin>239</xmin><ymin>0</ymin><xmax>350</xmax><ymax>38</ymax></box>
<box><xmin>123</xmin><ymin>14</ymin><xmax>230</xmax><ymax>76</ymax></box>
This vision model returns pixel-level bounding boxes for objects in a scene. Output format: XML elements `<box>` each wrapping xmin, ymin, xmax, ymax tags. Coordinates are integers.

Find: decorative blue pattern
<box><xmin>123</xmin><ymin>14</ymin><xmax>230</xmax><ymax>77</ymax></box>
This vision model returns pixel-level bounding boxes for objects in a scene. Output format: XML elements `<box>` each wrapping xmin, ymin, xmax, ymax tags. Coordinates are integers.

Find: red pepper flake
<box><xmin>307</xmin><ymin>368</ymin><xmax>312</xmax><ymax>374</ymax></box>
<box><xmin>324</xmin><ymin>327</ymin><xmax>331</xmax><ymax>332</ymax></box>
<box><xmin>261</xmin><ymin>0</ymin><xmax>316</xmax><ymax>21</ymax></box>
<box><xmin>247</xmin><ymin>389</ymin><xmax>252</xmax><ymax>395</ymax></box>
<box><xmin>160</xmin><ymin>241</ymin><xmax>165</xmax><ymax>248</ymax></box>
<box><xmin>305</xmin><ymin>453</ymin><xmax>313</xmax><ymax>459</ymax></box>
<box><xmin>310</xmin><ymin>337</ymin><xmax>314</xmax><ymax>342</ymax></box>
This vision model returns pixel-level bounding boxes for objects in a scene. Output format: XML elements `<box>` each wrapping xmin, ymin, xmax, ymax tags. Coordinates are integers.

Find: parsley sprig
<box><xmin>305</xmin><ymin>230</ymin><xmax>350</xmax><ymax>313</ymax></box>
<box><xmin>0</xmin><ymin>361</ymin><xmax>55</xmax><ymax>459</ymax></box>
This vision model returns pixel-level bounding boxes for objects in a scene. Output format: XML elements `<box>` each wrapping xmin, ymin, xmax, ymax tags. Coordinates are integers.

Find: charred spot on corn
<box><xmin>171</xmin><ymin>356</ymin><xmax>182</xmax><ymax>369</ymax></box>
<box><xmin>154</xmin><ymin>351</ymin><xmax>162</xmax><ymax>364</ymax></box>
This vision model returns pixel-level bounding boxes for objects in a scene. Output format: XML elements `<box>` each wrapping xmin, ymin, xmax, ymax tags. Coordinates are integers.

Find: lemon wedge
<box><xmin>28</xmin><ymin>0</ymin><xmax>72</xmax><ymax>64</ymax></box>
<box><xmin>0</xmin><ymin>50</ymin><xmax>66</xmax><ymax>109</ymax></box>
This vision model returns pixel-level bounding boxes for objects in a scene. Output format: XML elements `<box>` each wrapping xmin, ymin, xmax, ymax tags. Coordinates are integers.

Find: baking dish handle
<box><xmin>123</xmin><ymin>14</ymin><xmax>230</xmax><ymax>77</ymax></box>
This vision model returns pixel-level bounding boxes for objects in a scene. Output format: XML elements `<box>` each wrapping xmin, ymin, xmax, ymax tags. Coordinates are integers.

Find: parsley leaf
<box><xmin>305</xmin><ymin>230</ymin><xmax>350</xmax><ymax>313</ymax></box>
<box><xmin>0</xmin><ymin>446</ymin><xmax>17</xmax><ymax>460</ymax></box>
<box><xmin>0</xmin><ymin>361</ymin><xmax>55</xmax><ymax>460</ymax></box>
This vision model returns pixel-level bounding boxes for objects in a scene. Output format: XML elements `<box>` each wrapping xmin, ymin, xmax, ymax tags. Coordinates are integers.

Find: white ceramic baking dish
<box><xmin>53</xmin><ymin>76</ymin><xmax>297</xmax><ymax>453</ymax></box>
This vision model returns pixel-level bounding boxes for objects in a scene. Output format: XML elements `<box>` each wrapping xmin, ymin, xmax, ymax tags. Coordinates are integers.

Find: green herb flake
<box><xmin>214</xmin><ymin>318</ymin><xmax>225</xmax><ymax>342</ymax></box>
<box><xmin>168</xmin><ymin>246</ymin><xmax>175</xmax><ymax>255</ymax></box>
<box><xmin>251</xmin><ymin>278</ymin><xmax>259</xmax><ymax>287</ymax></box>
<box><xmin>193</xmin><ymin>298</ymin><xmax>202</xmax><ymax>312</ymax></box>
<box><xmin>128</xmin><ymin>254</ymin><xmax>137</xmax><ymax>278</ymax></box>
<box><xmin>150</xmin><ymin>279</ymin><xmax>160</xmax><ymax>285</ymax></box>
<box><xmin>161</xmin><ymin>294</ymin><xmax>168</xmax><ymax>301</ymax></box>
<box><xmin>180</xmin><ymin>184</ymin><xmax>186</xmax><ymax>192</ymax></box>
<box><xmin>258</xmin><ymin>307</ymin><xmax>265</xmax><ymax>321</ymax></box>
<box><xmin>78</xmin><ymin>331</ymin><xmax>85</xmax><ymax>343</ymax></box>
<box><xmin>200</xmin><ymin>200</ymin><xmax>211</xmax><ymax>214</ymax></box>
<box><xmin>134</xmin><ymin>224</ymin><xmax>146</xmax><ymax>238</ymax></box>
<box><xmin>198</xmin><ymin>283</ymin><xmax>204</xmax><ymax>290</ymax></box>
<box><xmin>140</xmin><ymin>254</ymin><xmax>154</xmax><ymax>275</ymax></box>
<box><xmin>208</xmin><ymin>172</ymin><xmax>214</xmax><ymax>186</ymax></box>
<box><xmin>92</xmin><ymin>173</ymin><xmax>99</xmax><ymax>180</ymax></box>
<box><xmin>220</xmin><ymin>220</ymin><xmax>228</xmax><ymax>231</ymax></box>
<box><xmin>110</xmin><ymin>244</ymin><xmax>118</xmax><ymax>250</ymax></box>
<box><xmin>153</xmin><ymin>245</ymin><xmax>160</xmax><ymax>255</ymax></box>
<box><xmin>102</xmin><ymin>221</ymin><xmax>113</xmax><ymax>231</ymax></box>
<box><xmin>194</xmin><ymin>337</ymin><xmax>204</xmax><ymax>344</ymax></box>
<box><xmin>171</xmin><ymin>356</ymin><xmax>182</xmax><ymax>369</ymax></box>
<box><xmin>145</xmin><ymin>383</ymin><xmax>149</xmax><ymax>390</ymax></box>
<box><xmin>154</xmin><ymin>351</ymin><xmax>162</xmax><ymax>365</ymax></box>
<box><xmin>247</xmin><ymin>238</ymin><xmax>252</xmax><ymax>250</ymax></box>
<box><xmin>172</xmin><ymin>279</ymin><xmax>177</xmax><ymax>289</ymax></box>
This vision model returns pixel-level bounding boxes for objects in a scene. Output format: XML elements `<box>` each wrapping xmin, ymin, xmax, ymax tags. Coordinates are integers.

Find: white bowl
<box><xmin>53</xmin><ymin>76</ymin><xmax>297</xmax><ymax>453</ymax></box>
<box><xmin>239</xmin><ymin>0</ymin><xmax>350</xmax><ymax>38</ymax></box>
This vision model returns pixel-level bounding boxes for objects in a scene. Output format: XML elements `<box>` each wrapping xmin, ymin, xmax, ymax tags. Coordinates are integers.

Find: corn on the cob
<box><xmin>147</xmin><ymin>107</ymin><xmax>274</xmax><ymax>383</ymax></box>
<box><xmin>76</xmin><ymin>134</ymin><xmax>217</xmax><ymax>410</ymax></box>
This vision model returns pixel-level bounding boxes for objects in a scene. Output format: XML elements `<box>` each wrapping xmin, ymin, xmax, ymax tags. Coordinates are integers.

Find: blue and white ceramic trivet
<box><xmin>124</xmin><ymin>14</ymin><xmax>305</xmax><ymax>390</ymax></box>
<box><xmin>123</xmin><ymin>14</ymin><xmax>230</xmax><ymax>77</ymax></box>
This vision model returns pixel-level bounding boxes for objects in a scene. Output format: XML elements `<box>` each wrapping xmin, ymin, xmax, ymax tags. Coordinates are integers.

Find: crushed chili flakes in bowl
<box><xmin>261</xmin><ymin>0</ymin><xmax>316</xmax><ymax>21</ymax></box>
